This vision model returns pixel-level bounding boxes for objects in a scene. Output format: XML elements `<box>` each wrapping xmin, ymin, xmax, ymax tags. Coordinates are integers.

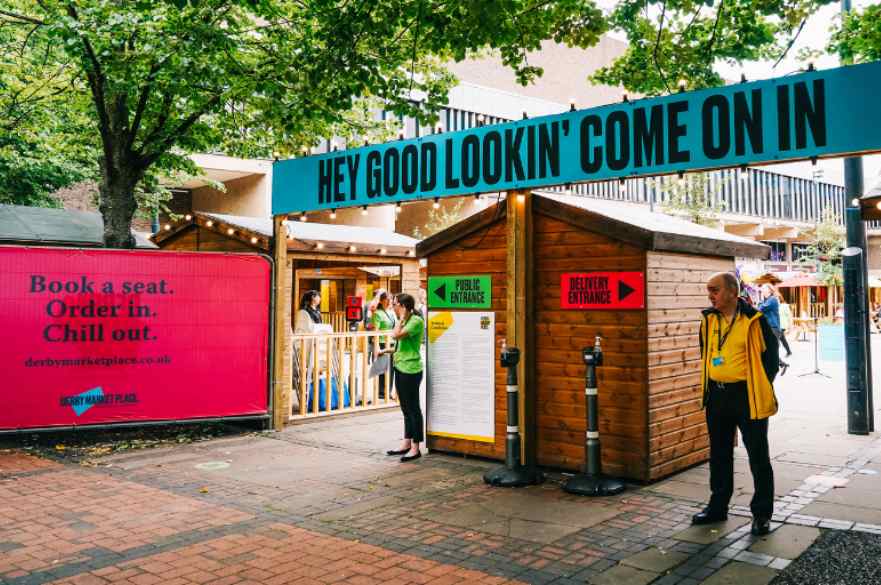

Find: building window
<box><xmin>761</xmin><ymin>241</ymin><xmax>786</xmax><ymax>262</ymax></box>
<box><xmin>792</xmin><ymin>243</ymin><xmax>813</xmax><ymax>263</ymax></box>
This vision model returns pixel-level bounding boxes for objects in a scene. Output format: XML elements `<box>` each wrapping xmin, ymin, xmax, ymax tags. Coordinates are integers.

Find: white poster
<box><xmin>427</xmin><ymin>311</ymin><xmax>495</xmax><ymax>443</ymax></box>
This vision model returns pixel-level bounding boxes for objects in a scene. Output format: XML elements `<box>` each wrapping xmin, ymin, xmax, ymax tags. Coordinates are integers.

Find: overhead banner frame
<box><xmin>272</xmin><ymin>60</ymin><xmax>881</xmax><ymax>216</ymax></box>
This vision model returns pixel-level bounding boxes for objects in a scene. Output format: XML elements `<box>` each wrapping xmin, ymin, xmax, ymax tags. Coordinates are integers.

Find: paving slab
<box><xmin>699</xmin><ymin>561</ymin><xmax>778</xmax><ymax>585</ymax></box>
<box><xmin>775</xmin><ymin>451</ymin><xmax>849</xmax><ymax>467</ymax></box>
<box><xmin>646</xmin><ymin>480</ymin><xmax>708</xmax><ymax>502</ymax></box>
<box><xmin>619</xmin><ymin>548</ymin><xmax>689</xmax><ymax>573</ymax></box>
<box><xmin>800</xmin><ymin>501</ymin><xmax>881</xmax><ymax>525</ymax></box>
<box><xmin>421</xmin><ymin>490</ymin><xmax>622</xmax><ymax>538</ymax></box>
<box><xmin>671</xmin><ymin>518</ymin><xmax>750</xmax><ymax>544</ymax></box>
<box><xmin>588</xmin><ymin>564</ymin><xmax>658</xmax><ymax>585</ymax></box>
<box><xmin>748</xmin><ymin>525</ymin><xmax>820</xmax><ymax>559</ymax></box>
<box><xmin>313</xmin><ymin>495</ymin><xmax>401</xmax><ymax>522</ymax></box>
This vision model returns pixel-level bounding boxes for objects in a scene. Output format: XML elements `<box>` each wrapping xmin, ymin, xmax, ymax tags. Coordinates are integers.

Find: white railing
<box><xmin>290</xmin><ymin>331</ymin><xmax>396</xmax><ymax>420</ymax></box>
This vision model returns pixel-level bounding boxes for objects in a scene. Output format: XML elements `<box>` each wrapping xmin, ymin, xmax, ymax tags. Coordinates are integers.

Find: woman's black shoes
<box><xmin>386</xmin><ymin>448</ymin><xmax>409</xmax><ymax>456</ymax></box>
<box><xmin>400</xmin><ymin>451</ymin><xmax>421</xmax><ymax>462</ymax></box>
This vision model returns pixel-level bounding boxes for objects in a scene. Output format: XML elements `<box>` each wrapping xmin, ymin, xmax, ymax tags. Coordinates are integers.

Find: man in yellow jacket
<box><xmin>694</xmin><ymin>272</ymin><xmax>780</xmax><ymax>536</ymax></box>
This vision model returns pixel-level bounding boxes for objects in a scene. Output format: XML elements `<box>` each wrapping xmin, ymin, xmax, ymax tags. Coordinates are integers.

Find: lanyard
<box><xmin>716</xmin><ymin>309</ymin><xmax>739</xmax><ymax>352</ymax></box>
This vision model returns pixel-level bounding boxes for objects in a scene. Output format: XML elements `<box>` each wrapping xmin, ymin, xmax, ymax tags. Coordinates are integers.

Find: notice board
<box><xmin>0</xmin><ymin>246</ymin><xmax>271</xmax><ymax>431</ymax></box>
<box><xmin>426</xmin><ymin>311</ymin><xmax>495</xmax><ymax>443</ymax></box>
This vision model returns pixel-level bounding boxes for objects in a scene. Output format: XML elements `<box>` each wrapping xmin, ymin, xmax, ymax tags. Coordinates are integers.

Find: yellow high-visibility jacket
<box><xmin>699</xmin><ymin>299</ymin><xmax>780</xmax><ymax>420</ymax></box>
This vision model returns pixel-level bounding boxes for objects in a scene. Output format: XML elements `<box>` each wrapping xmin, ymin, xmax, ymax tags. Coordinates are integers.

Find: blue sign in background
<box><xmin>819</xmin><ymin>324</ymin><xmax>845</xmax><ymax>362</ymax></box>
<box><xmin>272</xmin><ymin>60</ymin><xmax>881</xmax><ymax>215</ymax></box>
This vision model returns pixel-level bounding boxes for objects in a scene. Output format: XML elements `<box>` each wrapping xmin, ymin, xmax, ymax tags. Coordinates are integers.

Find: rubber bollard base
<box><xmin>483</xmin><ymin>466</ymin><xmax>544</xmax><ymax>487</ymax></box>
<box><xmin>563</xmin><ymin>474</ymin><xmax>625</xmax><ymax>497</ymax></box>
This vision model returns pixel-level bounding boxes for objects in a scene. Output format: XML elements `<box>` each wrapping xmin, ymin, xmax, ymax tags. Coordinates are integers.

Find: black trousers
<box><xmin>772</xmin><ymin>328</ymin><xmax>789</xmax><ymax>363</ymax></box>
<box><xmin>777</xmin><ymin>328</ymin><xmax>792</xmax><ymax>355</ymax></box>
<box><xmin>706</xmin><ymin>381</ymin><xmax>775</xmax><ymax>519</ymax></box>
<box><xmin>395</xmin><ymin>368</ymin><xmax>424</xmax><ymax>443</ymax></box>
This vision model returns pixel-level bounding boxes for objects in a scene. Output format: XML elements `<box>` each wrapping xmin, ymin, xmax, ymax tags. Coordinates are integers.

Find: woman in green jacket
<box><xmin>383</xmin><ymin>293</ymin><xmax>425</xmax><ymax>462</ymax></box>
<box><xmin>371</xmin><ymin>290</ymin><xmax>395</xmax><ymax>398</ymax></box>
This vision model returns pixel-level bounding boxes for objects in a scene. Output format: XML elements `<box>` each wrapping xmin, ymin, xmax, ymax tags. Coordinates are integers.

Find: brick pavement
<box><xmin>4</xmin><ymin>400</ymin><xmax>881</xmax><ymax>585</ymax></box>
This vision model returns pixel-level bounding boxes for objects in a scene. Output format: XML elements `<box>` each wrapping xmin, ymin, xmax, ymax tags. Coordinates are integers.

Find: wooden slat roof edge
<box><xmin>415</xmin><ymin>202</ymin><xmax>507</xmax><ymax>257</ymax></box>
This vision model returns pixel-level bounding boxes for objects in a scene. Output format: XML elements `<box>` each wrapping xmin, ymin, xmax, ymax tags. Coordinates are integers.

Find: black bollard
<box><xmin>563</xmin><ymin>336</ymin><xmax>625</xmax><ymax>496</ymax></box>
<box><xmin>484</xmin><ymin>342</ymin><xmax>544</xmax><ymax>487</ymax></box>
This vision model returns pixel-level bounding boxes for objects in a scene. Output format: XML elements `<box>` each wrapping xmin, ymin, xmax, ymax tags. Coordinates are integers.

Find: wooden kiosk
<box><xmin>152</xmin><ymin>211</ymin><xmax>420</xmax><ymax>427</ymax></box>
<box><xmin>417</xmin><ymin>191</ymin><xmax>768</xmax><ymax>482</ymax></box>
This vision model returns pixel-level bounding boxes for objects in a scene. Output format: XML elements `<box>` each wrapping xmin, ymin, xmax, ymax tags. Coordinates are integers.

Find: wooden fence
<box><xmin>290</xmin><ymin>331</ymin><xmax>397</xmax><ymax>420</ymax></box>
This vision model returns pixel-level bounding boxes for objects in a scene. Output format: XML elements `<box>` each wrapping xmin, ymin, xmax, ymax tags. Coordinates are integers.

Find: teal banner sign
<box><xmin>272</xmin><ymin>61</ymin><xmax>881</xmax><ymax>215</ymax></box>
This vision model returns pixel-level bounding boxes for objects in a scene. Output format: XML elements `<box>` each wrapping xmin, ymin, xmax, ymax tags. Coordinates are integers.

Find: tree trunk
<box><xmin>98</xmin><ymin>159</ymin><xmax>141</xmax><ymax>249</ymax></box>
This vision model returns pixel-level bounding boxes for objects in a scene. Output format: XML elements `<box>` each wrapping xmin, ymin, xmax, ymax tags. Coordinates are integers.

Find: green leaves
<box><xmin>830</xmin><ymin>4</ymin><xmax>881</xmax><ymax>63</ymax></box>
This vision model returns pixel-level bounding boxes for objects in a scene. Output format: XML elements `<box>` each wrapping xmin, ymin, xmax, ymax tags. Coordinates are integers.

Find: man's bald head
<box><xmin>706</xmin><ymin>272</ymin><xmax>740</xmax><ymax>314</ymax></box>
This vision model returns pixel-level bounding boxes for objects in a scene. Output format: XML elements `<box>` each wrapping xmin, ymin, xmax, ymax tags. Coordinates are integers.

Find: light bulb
<box><xmin>395</xmin><ymin>203</ymin><xmax>402</xmax><ymax>214</ymax></box>
<box><xmin>227</xmin><ymin>228</ymin><xmax>234</xmax><ymax>235</ymax></box>
<box><xmin>361</xmin><ymin>206</ymin><xmax>368</xmax><ymax>216</ymax></box>
<box><xmin>432</xmin><ymin>198</ymin><xmax>440</xmax><ymax>210</ymax></box>
<box><xmin>316</xmin><ymin>242</ymin><xmax>324</xmax><ymax>249</ymax></box>
<box><xmin>164</xmin><ymin>224</ymin><xmax>171</xmax><ymax>231</ymax></box>
<box><xmin>184</xmin><ymin>214</ymin><xmax>192</xmax><ymax>221</ymax></box>
<box><xmin>329</xmin><ymin>209</ymin><xmax>337</xmax><ymax>219</ymax></box>
<box><xmin>250</xmin><ymin>237</ymin><xmax>258</xmax><ymax>244</ymax></box>
<box><xmin>380</xmin><ymin>248</ymin><xmax>387</xmax><ymax>255</ymax></box>
<box><xmin>299</xmin><ymin>213</ymin><xmax>307</xmax><ymax>222</ymax></box>
<box><xmin>206</xmin><ymin>220</ymin><xmax>213</xmax><ymax>227</ymax></box>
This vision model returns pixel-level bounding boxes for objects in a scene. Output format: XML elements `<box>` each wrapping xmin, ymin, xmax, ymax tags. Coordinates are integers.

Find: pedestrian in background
<box><xmin>759</xmin><ymin>283</ymin><xmax>789</xmax><ymax>376</ymax></box>
<box><xmin>777</xmin><ymin>290</ymin><xmax>793</xmax><ymax>357</ymax></box>
<box><xmin>695</xmin><ymin>272</ymin><xmax>780</xmax><ymax>536</ymax></box>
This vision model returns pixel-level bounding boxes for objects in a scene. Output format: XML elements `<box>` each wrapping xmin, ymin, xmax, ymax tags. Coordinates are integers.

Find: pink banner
<box><xmin>0</xmin><ymin>247</ymin><xmax>271</xmax><ymax>430</ymax></box>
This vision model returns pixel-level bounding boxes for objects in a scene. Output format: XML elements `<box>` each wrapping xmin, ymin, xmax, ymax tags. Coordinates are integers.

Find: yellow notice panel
<box><xmin>426</xmin><ymin>311</ymin><xmax>495</xmax><ymax>443</ymax></box>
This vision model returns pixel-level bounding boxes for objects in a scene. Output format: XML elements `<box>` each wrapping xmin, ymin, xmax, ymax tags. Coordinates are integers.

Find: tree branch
<box><xmin>140</xmin><ymin>95</ymin><xmax>221</xmax><ymax>168</ymax></box>
<box><xmin>127</xmin><ymin>59</ymin><xmax>164</xmax><ymax>151</ymax></box>
<box><xmin>0</xmin><ymin>9</ymin><xmax>44</xmax><ymax>25</ymax></box>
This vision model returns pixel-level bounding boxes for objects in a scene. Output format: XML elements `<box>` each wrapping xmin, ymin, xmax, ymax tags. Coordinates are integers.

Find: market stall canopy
<box><xmin>858</xmin><ymin>173</ymin><xmax>881</xmax><ymax>220</ymax></box>
<box><xmin>776</xmin><ymin>271</ymin><xmax>821</xmax><ymax>288</ymax></box>
<box><xmin>152</xmin><ymin>211</ymin><xmax>418</xmax><ymax>257</ymax></box>
<box><xmin>753</xmin><ymin>272</ymin><xmax>783</xmax><ymax>285</ymax></box>
<box><xmin>419</xmin><ymin>191</ymin><xmax>769</xmax><ymax>260</ymax></box>
<box><xmin>0</xmin><ymin>204</ymin><xmax>155</xmax><ymax>248</ymax></box>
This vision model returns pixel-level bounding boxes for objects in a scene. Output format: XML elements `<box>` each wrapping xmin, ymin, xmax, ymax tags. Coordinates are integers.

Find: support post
<box><xmin>483</xmin><ymin>343</ymin><xmax>543</xmax><ymax>486</ymax></box>
<box><xmin>563</xmin><ymin>337</ymin><xmax>626</xmax><ymax>496</ymax></box>
<box><xmin>842</xmin><ymin>0</ymin><xmax>873</xmax><ymax>433</ymax></box>
<box><xmin>843</xmin><ymin>234</ymin><xmax>870</xmax><ymax>435</ymax></box>
<box><xmin>272</xmin><ymin>215</ymin><xmax>291</xmax><ymax>430</ymax></box>
<box><xmin>505</xmin><ymin>191</ymin><xmax>536</xmax><ymax>466</ymax></box>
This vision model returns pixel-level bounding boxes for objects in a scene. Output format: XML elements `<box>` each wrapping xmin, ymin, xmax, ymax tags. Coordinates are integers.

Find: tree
<box><xmin>1</xmin><ymin>1</ymin><xmax>606</xmax><ymax>247</ymax></box>
<box><xmin>592</xmin><ymin>0</ymin><xmax>835</xmax><ymax>95</ymax></box>
<box><xmin>830</xmin><ymin>3</ymin><xmax>881</xmax><ymax>63</ymax></box>
<box><xmin>803</xmin><ymin>206</ymin><xmax>845</xmax><ymax>286</ymax></box>
<box><xmin>410</xmin><ymin>198</ymin><xmax>468</xmax><ymax>239</ymax></box>
<box><xmin>655</xmin><ymin>172</ymin><xmax>726</xmax><ymax>226</ymax></box>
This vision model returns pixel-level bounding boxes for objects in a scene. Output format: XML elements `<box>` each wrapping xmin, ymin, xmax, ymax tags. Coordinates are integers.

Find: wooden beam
<box><xmin>271</xmin><ymin>215</ymin><xmax>292</xmax><ymax>430</ymax></box>
<box><xmin>723</xmin><ymin>222</ymin><xmax>764</xmax><ymax>238</ymax></box>
<box><xmin>506</xmin><ymin>191</ymin><xmax>535</xmax><ymax>465</ymax></box>
<box><xmin>762</xmin><ymin>226</ymin><xmax>800</xmax><ymax>240</ymax></box>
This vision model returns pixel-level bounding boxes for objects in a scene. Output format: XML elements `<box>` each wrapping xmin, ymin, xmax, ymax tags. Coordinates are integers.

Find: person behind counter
<box><xmin>295</xmin><ymin>290</ymin><xmax>322</xmax><ymax>333</ymax></box>
<box><xmin>370</xmin><ymin>289</ymin><xmax>395</xmax><ymax>399</ymax></box>
<box><xmin>383</xmin><ymin>293</ymin><xmax>425</xmax><ymax>462</ymax></box>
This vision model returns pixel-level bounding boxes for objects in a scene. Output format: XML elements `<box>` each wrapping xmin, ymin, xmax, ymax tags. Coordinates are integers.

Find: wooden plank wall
<box><xmin>646</xmin><ymin>251</ymin><xmax>733</xmax><ymax>480</ymax></box>
<box><xmin>533</xmin><ymin>212</ymin><xmax>649</xmax><ymax>480</ymax></box>
<box><xmin>426</xmin><ymin>219</ymin><xmax>507</xmax><ymax>460</ymax></box>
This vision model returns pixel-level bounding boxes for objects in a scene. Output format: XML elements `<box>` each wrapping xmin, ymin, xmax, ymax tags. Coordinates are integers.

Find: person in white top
<box><xmin>295</xmin><ymin>290</ymin><xmax>322</xmax><ymax>333</ymax></box>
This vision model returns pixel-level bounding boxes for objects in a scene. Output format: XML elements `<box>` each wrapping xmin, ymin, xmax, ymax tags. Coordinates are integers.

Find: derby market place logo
<box><xmin>60</xmin><ymin>387</ymin><xmax>138</xmax><ymax>416</ymax></box>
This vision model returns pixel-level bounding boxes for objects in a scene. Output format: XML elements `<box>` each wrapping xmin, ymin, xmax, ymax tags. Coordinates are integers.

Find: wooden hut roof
<box><xmin>152</xmin><ymin>211</ymin><xmax>419</xmax><ymax>257</ymax></box>
<box><xmin>417</xmin><ymin>192</ymin><xmax>769</xmax><ymax>260</ymax></box>
<box><xmin>0</xmin><ymin>204</ymin><xmax>156</xmax><ymax>248</ymax></box>
<box><xmin>859</xmin><ymin>174</ymin><xmax>881</xmax><ymax>220</ymax></box>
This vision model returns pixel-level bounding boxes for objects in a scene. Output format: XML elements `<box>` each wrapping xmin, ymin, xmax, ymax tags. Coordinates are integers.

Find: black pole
<box><xmin>484</xmin><ymin>344</ymin><xmax>543</xmax><ymax>487</ymax></box>
<box><xmin>842</xmin><ymin>0</ymin><xmax>873</xmax><ymax>433</ymax></box>
<box><xmin>563</xmin><ymin>336</ymin><xmax>625</xmax><ymax>496</ymax></box>
<box><xmin>843</xmin><ymin>243</ymin><xmax>869</xmax><ymax>434</ymax></box>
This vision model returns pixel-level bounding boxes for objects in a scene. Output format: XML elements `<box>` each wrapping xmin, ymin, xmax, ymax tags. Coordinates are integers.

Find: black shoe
<box><xmin>751</xmin><ymin>517</ymin><xmax>771</xmax><ymax>536</ymax></box>
<box><xmin>692</xmin><ymin>508</ymin><xmax>728</xmax><ymax>525</ymax></box>
<box><xmin>400</xmin><ymin>451</ymin><xmax>421</xmax><ymax>462</ymax></box>
<box><xmin>386</xmin><ymin>448</ymin><xmax>409</xmax><ymax>456</ymax></box>
<box><xmin>780</xmin><ymin>363</ymin><xmax>789</xmax><ymax>376</ymax></box>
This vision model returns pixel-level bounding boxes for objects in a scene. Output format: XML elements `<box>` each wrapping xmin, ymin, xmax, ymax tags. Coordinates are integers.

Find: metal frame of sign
<box><xmin>272</xmin><ymin>61</ymin><xmax>881</xmax><ymax>215</ymax></box>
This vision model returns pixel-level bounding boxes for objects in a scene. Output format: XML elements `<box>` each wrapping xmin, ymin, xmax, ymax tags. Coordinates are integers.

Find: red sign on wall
<box><xmin>561</xmin><ymin>272</ymin><xmax>645</xmax><ymax>310</ymax></box>
<box><xmin>346</xmin><ymin>306</ymin><xmax>363</xmax><ymax>321</ymax></box>
<box><xmin>0</xmin><ymin>247</ymin><xmax>271</xmax><ymax>431</ymax></box>
<box><xmin>346</xmin><ymin>295</ymin><xmax>362</xmax><ymax>307</ymax></box>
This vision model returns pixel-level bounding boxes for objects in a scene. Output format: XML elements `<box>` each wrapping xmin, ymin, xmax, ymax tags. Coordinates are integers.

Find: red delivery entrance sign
<box><xmin>561</xmin><ymin>272</ymin><xmax>645</xmax><ymax>310</ymax></box>
<box><xmin>0</xmin><ymin>247</ymin><xmax>271</xmax><ymax>431</ymax></box>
